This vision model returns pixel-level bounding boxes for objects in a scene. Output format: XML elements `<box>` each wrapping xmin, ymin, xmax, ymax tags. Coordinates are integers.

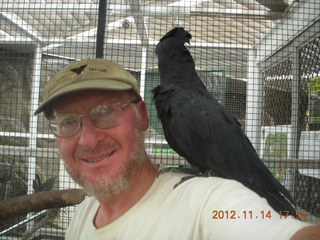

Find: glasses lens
<box><xmin>49</xmin><ymin>113</ymin><xmax>80</xmax><ymax>137</ymax></box>
<box><xmin>91</xmin><ymin>103</ymin><xmax>123</xmax><ymax>129</ymax></box>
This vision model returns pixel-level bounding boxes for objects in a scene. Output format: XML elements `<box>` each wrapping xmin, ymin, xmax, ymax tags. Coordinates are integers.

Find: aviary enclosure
<box><xmin>0</xmin><ymin>0</ymin><xmax>319</xmax><ymax>239</ymax></box>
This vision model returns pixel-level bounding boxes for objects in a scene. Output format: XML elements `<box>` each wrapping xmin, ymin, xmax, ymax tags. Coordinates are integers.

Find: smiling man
<box><xmin>35</xmin><ymin>58</ymin><xmax>157</xmax><ymax>228</ymax></box>
<box><xmin>34</xmin><ymin>58</ymin><xmax>319</xmax><ymax>239</ymax></box>
<box><xmin>53</xmin><ymin>90</ymin><xmax>150</xmax><ymax>199</ymax></box>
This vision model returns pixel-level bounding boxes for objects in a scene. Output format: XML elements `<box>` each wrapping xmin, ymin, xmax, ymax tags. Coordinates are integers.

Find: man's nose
<box><xmin>78</xmin><ymin>116</ymin><xmax>107</xmax><ymax>148</ymax></box>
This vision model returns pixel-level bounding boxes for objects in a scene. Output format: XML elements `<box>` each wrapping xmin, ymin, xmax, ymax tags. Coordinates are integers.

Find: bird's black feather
<box><xmin>153</xmin><ymin>27</ymin><xmax>296</xmax><ymax>215</ymax></box>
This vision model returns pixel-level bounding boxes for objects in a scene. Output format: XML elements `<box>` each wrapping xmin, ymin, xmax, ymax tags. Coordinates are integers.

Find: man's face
<box><xmin>52</xmin><ymin>89</ymin><xmax>149</xmax><ymax>199</ymax></box>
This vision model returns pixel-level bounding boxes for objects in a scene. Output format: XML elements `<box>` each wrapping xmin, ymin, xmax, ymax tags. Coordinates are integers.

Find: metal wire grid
<box><xmin>0</xmin><ymin>0</ymin><xmax>319</xmax><ymax>238</ymax></box>
<box><xmin>261</xmin><ymin>33</ymin><xmax>320</xmax><ymax>220</ymax></box>
<box><xmin>294</xmin><ymin>35</ymin><xmax>320</xmax><ymax>218</ymax></box>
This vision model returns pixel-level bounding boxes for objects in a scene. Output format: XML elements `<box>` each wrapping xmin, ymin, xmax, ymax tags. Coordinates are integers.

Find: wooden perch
<box><xmin>0</xmin><ymin>189</ymin><xmax>86</xmax><ymax>221</ymax></box>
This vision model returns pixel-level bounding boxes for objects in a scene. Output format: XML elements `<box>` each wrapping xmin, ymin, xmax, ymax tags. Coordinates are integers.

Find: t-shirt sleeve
<box><xmin>198</xmin><ymin>178</ymin><xmax>311</xmax><ymax>240</ymax></box>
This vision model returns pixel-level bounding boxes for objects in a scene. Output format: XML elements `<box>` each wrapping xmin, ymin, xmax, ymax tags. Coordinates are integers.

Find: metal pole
<box><xmin>0</xmin><ymin>210</ymin><xmax>47</xmax><ymax>236</ymax></box>
<box><xmin>139</xmin><ymin>47</ymin><xmax>147</xmax><ymax>100</ymax></box>
<box><xmin>245</xmin><ymin>48</ymin><xmax>262</xmax><ymax>151</ymax></box>
<box><xmin>96</xmin><ymin>0</ymin><xmax>107</xmax><ymax>58</ymax></box>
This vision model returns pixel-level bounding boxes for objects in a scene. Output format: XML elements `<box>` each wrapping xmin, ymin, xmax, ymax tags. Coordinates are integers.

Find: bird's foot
<box><xmin>157</xmin><ymin>166</ymin><xmax>199</xmax><ymax>188</ymax></box>
<box><xmin>173</xmin><ymin>175</ymin><xmax>197</xmax><ymax>188</ymax></box>
<box><xmin>157</xmin><ymin>166</ymin><xmax>198</xmax><ymax>177</ymax></box>
<box><xmin>173</xmin><ymin>169</ymin><xmax>217</xmax><ymax>188</ymax></box>
<box><xmin>199</xmin><ymin>169</ymin><xmax>216</xmax><ymax>177</ymax></box>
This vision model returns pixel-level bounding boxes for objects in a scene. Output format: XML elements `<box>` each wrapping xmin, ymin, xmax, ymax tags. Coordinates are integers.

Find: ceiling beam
<box><xmin>1</xmin><ymin>4</ymin><xmax>284</xmax><ymax>20</ymax></box>
<box><xmin>0</xmin><ymin>12</ymin><xmax>42</xmax><ymax>42</ymax></box>
<box><xmin>191</xmin><ymin>8</ymin><xmax>282</xmax><ymax>20</ymax></box>
<box><xmin>254</xmin><ymin>0</ymin><xmax>289</xmax><ymax>13</ymax></box>
<box><xmin>125</xmin><ymin>0</ymin><xmax>149</xmax><ymax>46</ymax></box>
<box><xmin>1</xmin><ymin>37</ymin><xmax>252</xmax><ymax>50</ymax></box>
<box><xmin>0</xmin><ymin>3</ymin><xmax>96</xmax><ymax>11</ymax></box>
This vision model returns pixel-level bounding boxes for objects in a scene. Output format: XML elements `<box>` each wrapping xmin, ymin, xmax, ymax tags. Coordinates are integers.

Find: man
<box><xmin>35</xmin><ymin>58</ymin><xmax>319</xmax><ymax>239</ymax></box>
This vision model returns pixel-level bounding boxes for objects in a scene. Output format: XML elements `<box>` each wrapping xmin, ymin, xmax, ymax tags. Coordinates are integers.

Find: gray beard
<box><xmin>65</xmin><ymin>133</ymin><xmax>147</xmax><ymax>199</ymax></box>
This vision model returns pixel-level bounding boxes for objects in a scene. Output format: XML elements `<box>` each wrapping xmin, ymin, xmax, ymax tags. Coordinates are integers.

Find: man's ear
<box><xmin>136</xmin><ymin>101</ymin><xmax>149</xmax><ymax>131</ymax></box>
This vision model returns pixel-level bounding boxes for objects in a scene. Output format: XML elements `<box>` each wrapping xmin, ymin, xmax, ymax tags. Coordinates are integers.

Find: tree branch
<box><xmin>0</xmin><ymin>189</ymin><xmax>86</xmax><ymax>221</ymax></box>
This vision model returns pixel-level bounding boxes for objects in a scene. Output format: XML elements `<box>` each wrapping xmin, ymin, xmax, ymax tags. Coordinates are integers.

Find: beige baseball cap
<box><xmin>34</xmin><ymin>58</ymin><xmax>141</xmax><ymax>115</ymax></box>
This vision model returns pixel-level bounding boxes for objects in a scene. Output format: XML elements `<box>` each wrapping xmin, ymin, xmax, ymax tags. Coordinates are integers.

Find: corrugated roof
<box><xmin>0</xmin><ymin>0</ymin><xmax>292</xmax><ymax>79</ymax></box>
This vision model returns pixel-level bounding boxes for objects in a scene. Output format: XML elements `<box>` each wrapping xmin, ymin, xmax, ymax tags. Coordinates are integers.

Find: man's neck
<box><xmin>93</xmin><ymin>160</ymin><xmax>158</xmax><ymax>228</ymax></box>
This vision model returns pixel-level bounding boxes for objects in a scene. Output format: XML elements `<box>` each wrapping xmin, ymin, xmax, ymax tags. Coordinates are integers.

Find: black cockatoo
<box><xmin>152</xmin><ymin>27</ymin><xmax>296</xmax><ymax>215</ymax></box>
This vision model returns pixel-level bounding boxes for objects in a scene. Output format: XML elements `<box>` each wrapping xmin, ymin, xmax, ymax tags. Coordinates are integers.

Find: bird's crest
<box><xmin>155</xmin><ymin>27</ymin><xmax>192</xmax><ymax>57</ymax></box>
<box><xmin>159</xmin><ymin>27</ymin><xmax>192</xmax><ymax>45</ymax></box>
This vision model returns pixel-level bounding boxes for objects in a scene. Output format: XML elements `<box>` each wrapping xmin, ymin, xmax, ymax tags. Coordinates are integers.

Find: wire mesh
<box><xmin>0</xmin><ymin>0</ymin><xmax>319</xmax><ymax>238</ymax></box>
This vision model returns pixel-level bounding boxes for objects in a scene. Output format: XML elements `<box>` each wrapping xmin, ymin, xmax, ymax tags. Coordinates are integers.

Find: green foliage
<box><xmin>263</xmin><ymin>133</ymin><xmax>287</xmax><ymax>158</ymax></box>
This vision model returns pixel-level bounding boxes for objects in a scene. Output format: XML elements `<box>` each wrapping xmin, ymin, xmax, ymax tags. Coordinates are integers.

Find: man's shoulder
<box><xmin>152</xmin><ymin>167</ymin><xmax>266</xmax><ymax>219</ymax></box>
<box><xmin>156</xmin><ymin>167</ymin><xmax>249</xmax><ymax>201</ymax></box>
<box><xmin>157</xmin><ymin>167</ymin><xmax>244</xmax><ymax>190</ymax></box>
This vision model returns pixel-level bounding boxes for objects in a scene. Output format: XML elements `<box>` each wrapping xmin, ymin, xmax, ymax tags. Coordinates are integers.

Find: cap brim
<box><xmin>34</xmin><ymin>79</ymin><xmax>133</xmax><ymax>115</ymax></box>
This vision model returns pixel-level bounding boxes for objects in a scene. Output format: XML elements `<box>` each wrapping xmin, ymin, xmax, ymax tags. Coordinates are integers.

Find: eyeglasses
<box><xmin>49</xmin><ymin>100</ymin><xmax>138</xmax><ymax>138</ymax></box>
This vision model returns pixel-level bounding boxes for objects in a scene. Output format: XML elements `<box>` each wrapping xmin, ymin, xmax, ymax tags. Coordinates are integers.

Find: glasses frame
<box><xmin>48</xmin><ymin>99</ymin><xmax>139</xmax><ymax>138</ymax></box>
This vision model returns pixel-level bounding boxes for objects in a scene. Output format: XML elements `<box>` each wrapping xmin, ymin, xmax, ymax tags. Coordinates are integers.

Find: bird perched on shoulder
<box><xmin>152</xmin><ymin>27</ymin><xmax>296</xmax><ymax>215</ymax></box>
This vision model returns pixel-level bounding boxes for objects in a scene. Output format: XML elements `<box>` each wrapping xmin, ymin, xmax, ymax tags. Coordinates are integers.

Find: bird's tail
<box><xmin>249</xmin><ymin>184</ymin><xmax>297</xmax><ymax>217</ymax></box>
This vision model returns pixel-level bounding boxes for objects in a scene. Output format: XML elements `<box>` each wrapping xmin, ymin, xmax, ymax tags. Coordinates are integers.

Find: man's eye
<box><xmin>62</xmin><ymin>117</ymin><xmax>78</xmax><ymax>126</ymax></box>
<box><xmin>101</xmin><ymin>107</ymin><xmax>112</xmax><ymax>115</ymax></box>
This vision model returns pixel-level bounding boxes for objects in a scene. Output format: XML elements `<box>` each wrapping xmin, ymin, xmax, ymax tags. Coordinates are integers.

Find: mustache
<box><xmin>77</xmin><ymin>141</ymin><xmax>119</xmax><ymax>158</ymax></box>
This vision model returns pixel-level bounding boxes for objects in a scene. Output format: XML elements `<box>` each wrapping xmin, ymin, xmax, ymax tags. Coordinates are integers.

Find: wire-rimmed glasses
<box><xmin>49</xmin><ymin>100</ymin><xmax>137</xmax><ymax>138</ymax></box>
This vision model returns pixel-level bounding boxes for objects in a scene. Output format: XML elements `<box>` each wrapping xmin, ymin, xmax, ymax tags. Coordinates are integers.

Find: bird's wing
<box><xmin>161</xmin><ymin>87</ymin><xmax>238</xmax><ymax>174</ymax></box>
<box><xmin>164</xmin><ymin>87</ymin><xmax>283</xmax><ymax>188</ymax></box>
<box><xmin>156</xmin><ymin>85</ymin><xmax>295</xmax><ymax>212</ymax></box>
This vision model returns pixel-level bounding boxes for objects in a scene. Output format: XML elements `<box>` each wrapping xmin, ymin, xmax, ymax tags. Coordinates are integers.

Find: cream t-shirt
<box><xmin>66</xmin><ymin>169</ymin><xmax>310</xmax><ymax>239</ymax></box>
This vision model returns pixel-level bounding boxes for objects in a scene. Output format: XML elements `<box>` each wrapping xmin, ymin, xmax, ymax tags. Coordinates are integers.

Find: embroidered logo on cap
<box><xmin>71</xmin><ymin>65</ymin><xmax>87</xmax><ymax>76</ymax></box>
